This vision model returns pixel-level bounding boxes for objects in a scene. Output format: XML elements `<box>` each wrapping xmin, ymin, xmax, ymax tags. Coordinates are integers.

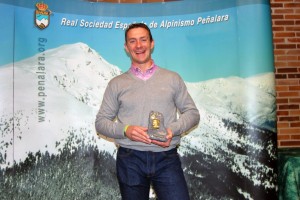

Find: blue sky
<box><xmin>0</xmin><ymin>0</ymin><xmax>274</xmax><ymax>82</ymax></box>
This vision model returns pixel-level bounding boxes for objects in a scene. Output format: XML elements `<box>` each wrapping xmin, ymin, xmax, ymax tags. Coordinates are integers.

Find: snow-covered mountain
<box><xmin>0</xmin><ymin>42</ymin><xmax>277</xmax><ymax>198</ymax></box>
<box><xmin>36</xmin><ymin>18</ymin><xmax>49</xmax><ymax>27</ymax></box>
<box><xmin>0</xmin><ymin>42</ymin><xmax>122</xmax><ymax>168</ymax></box>
<box><xmin>187</xmin><ymin>73</ymin><xmax>276</xmax><ymax>131</ymax></box>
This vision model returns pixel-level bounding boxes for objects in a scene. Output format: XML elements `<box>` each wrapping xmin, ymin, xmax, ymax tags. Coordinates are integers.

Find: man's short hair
<box><xmin>125</xmin><ymin>23</ymin><xmax>153</xmax><ymax>42</ymax></box>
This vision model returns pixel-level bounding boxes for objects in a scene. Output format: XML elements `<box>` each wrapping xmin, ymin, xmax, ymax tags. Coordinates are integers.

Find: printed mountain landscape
<box><xmin>0</xmin><ymin>43</ymin><xmax>277</xmax><ymax>199</ymax></box>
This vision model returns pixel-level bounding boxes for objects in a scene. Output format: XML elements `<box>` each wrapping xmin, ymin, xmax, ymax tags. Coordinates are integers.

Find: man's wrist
<box><xmin>124</xmin><ymin>125</ymin><xmax>129</xmax><ymax>137</ymax></box>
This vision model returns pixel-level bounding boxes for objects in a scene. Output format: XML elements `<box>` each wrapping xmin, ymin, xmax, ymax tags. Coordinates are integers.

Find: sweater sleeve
<box><xmin>168</xmin><ymin>75</ymin><xmax>200</xmax><ymax>136</ymax></box>
<box><xmin>95</xmin><ymin>82</ymin><xmax>126</xmax><ymax>139</ymax></box>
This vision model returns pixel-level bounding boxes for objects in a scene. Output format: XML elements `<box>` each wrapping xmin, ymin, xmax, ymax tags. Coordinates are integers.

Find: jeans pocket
<box><xmin>117</xmin><ymin>147</ymin><xmax>133</xmax><ymax>158</ymax></box>
<box><xmin>161</xmin><ymin>148</ymin><xmax>179</xmax><ymax>158</ymax></box>
<box><xmin>117</xmin><ymin>147</ymin><xmax>142</xmax><ymax>186</ymax></box>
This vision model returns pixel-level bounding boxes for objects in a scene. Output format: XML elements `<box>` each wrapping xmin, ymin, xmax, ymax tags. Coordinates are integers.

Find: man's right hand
<box><xmin>125</xmin><ymin>125</ymin><xmax>151</xmax><ymax>144</ymax></box>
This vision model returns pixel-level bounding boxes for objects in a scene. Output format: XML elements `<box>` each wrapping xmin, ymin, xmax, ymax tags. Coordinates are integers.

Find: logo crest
<box><xmin>35</xmin><ymin>2</ymin><xmax>51</xmax><ymax>29</ymax></box>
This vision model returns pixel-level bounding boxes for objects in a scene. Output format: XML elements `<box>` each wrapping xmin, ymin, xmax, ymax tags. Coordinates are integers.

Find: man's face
<box><xmin>125</xmin><ymin>27</ymin><xmax>154</xmax><ymax>68</ymax></box>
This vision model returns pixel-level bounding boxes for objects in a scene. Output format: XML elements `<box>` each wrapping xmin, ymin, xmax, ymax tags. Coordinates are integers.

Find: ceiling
<box><xmin>86</xmin><ymin>0</ymin><xmax>180</xmax><ymax>3</ymax></box>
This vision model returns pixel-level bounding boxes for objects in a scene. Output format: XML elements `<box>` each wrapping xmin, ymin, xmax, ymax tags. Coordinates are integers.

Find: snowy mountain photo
<box><xmin>0</xmin><ymin>43</ymin><xmax>277</xmax><ymax>199</ymax></box>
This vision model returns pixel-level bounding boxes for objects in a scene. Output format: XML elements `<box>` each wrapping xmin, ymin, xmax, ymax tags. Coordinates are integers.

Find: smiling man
<box><xmin>95</xmin><ymin>23</ymin><xmax>200</xmax><ymax>200</ymax></box>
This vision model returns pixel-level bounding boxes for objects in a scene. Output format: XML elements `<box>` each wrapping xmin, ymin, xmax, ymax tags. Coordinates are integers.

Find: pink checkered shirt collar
<box><xmin>130</xmin><ymin>61</ymin><xmax>158</xmax><ymax>80</ymax></box>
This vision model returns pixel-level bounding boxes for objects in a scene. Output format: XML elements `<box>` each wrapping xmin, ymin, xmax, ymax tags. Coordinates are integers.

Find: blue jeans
<box><xmin>116</xmin><ymin>147</ymin><xmax>190</xmax><ymax>200</ymax></box>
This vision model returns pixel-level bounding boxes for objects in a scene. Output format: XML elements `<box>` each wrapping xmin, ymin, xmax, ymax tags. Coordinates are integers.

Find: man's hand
<box><xmin>125</xmin><ymin>125</ymin><xmax>151</xmax><ymax>144</ymax></box>
<box><xmin>151</xmin><ymin>128</ymin><xmax>173</xmax><ymax>148</ymax></box>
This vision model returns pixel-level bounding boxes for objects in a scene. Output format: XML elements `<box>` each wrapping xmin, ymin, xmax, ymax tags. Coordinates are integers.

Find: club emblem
<box><xmin>35</xmin><ymin>2</ymin><xmax>51</xmax><ymax>29</ymax></box>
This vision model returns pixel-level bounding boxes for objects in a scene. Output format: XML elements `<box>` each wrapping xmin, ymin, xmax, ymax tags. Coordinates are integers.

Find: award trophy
<box><xmin>147</xmin><ymin>111</ymin><xmax>167</xmax><ymax>142</ymax></box>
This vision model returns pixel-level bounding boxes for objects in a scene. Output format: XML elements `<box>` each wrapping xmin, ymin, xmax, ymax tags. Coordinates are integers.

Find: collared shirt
<box><xmin>130</xmin><ymin>61</ymin><xmax>158</xmax><ymax>80</ymax></box>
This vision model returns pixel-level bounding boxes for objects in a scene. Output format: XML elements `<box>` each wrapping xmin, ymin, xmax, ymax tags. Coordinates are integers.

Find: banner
<box><xmin>0</xmin><ymin>0</ymin><xmax>277</xmax><ymax>199</ymax></box>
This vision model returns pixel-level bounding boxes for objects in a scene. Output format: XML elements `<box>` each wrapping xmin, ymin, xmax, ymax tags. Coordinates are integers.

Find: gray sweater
<box><xmin>95</xmin><ymin>67</ymin><xmax>200</xmax><ymax>152</ymax></box>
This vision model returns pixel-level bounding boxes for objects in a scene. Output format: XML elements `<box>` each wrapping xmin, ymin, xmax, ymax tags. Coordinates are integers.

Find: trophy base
<box><xmin>149</xmin><ymin>131</ymin><xmax>167</xmax><ymax>142</ymax></box>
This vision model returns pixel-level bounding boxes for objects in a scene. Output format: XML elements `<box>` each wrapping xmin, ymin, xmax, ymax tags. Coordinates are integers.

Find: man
<box><xmin>95</xmin><ymin>23</ymin><xmax>200</xmax><ymax>200</ymax></box>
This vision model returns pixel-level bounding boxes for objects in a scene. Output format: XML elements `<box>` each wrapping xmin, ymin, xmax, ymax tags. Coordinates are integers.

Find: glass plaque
<box><xmin>147</xmin><ymin>111</ymin><xmax>167</xmax><ymax>142</ymax></box>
